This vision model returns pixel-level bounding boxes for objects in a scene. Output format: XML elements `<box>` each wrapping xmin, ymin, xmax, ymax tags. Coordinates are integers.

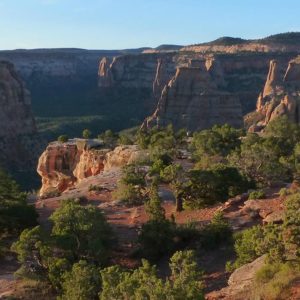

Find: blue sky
<box><xmin>0</xmin><ymin>0</ymin><xmax>300</xmax><ymax>50</ymax></box>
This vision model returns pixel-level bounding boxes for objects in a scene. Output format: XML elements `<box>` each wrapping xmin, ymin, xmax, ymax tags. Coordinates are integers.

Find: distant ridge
<box><xmin>191</xmin><ymin>32</ymin><xmax>300</xmax><ymax>47</ymax></box>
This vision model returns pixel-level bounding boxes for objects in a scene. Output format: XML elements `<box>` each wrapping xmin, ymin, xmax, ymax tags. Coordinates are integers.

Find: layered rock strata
<box><xmin>37</xmin><ymin>140</ymin><xmax>140</xmax><ymax>197</ymax></box>
<box><xmin>143</xmin><ymin>60</ymin><xmax>243</xmax><ymax>131</ymax></box>
<box><xmin>0</xmin><ymin>61</ymin><xmax>43</xmax><ymax>175</ymax></box>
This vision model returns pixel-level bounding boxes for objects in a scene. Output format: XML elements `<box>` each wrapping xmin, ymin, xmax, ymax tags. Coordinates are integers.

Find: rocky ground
<box><xmin>0</xmin><ymin>164</ymin><xmax>299</xmax><ymax>299</ymax></box>
<box><xmin>0</xmin><ymin>168</ymin><xmax>299</xmax><ymax>299</ymax></box>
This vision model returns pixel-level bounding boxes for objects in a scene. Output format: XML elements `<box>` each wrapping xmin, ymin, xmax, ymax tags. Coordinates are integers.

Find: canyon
<box><xmin>1</xmin><ymin>33</ymin><xmax>300</xmax><ymax>300</ymax></box>
<box><xmin>0</xmin><ymin>33</ymin><xmax>299</xmax><ymax>141</ymax></box>
<box><xmin>2</xmin><ymin>32</ymin><xmax>300</xmax><ymax>187</ymax></box>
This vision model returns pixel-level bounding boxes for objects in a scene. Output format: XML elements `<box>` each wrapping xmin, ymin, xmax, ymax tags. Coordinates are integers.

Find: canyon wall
<box><xmin>142</xmin><ymin>60</ymin><xmax>243</xmax><ymax>131</ymax></box>
<box><xmin>98</xmin><ymin>51</ymin><xmax>296</xmax><ymax>116</ymax></box>
<box><xmin>0</xmin><ymin>61</ymin><xmax>45</xmax><ymax>185</ymax></box>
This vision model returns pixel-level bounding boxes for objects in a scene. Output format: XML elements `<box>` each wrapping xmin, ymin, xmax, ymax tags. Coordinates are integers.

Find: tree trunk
<box><xmin>176</xmin><ymin>195</ymin><xmax>183</xmax><ymax>212</ymax></box>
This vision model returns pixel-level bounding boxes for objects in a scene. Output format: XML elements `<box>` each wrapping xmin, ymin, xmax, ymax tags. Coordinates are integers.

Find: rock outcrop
<box><xmin>247</xmin><ymin>56</ymin><xmax>300</xmax><ymax>130</ymax></box>
<box><xmin>98</xmin><ymin>57</ymin><xmax>113</xmax><ymax>87</ymax></box>
<box><xmin>143</xmin><ymin>59</ymin><xmax>243</xmax><ymax>131</ymax></box>
<box><xmin>207</xmin><ymin>255</ymin><xmax>267</xmax><ymax>300</ymax></box>
<box><xmin>37</xmin><ymin>141</ymin><xmax>141</xmax><ymax>197</ymax></box>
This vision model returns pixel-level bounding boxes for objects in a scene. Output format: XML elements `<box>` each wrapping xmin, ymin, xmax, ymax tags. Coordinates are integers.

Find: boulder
<box><xmin>207</xmin><ymin>255</ymin><xmax>267</xmax><ymax>300</ymax></box>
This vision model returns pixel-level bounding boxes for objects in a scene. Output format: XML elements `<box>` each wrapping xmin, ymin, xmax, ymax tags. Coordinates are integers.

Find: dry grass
<box><xmin>251</xmin><ymin>262</ymin><xmax>300</xmax><ymax>300</ymax></box>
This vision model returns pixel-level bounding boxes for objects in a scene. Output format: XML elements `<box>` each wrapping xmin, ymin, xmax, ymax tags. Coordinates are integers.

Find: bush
<box><xmin>82</xmin><ymin>129</ymin><xmax>91</xmax><ymax>139</ymax></box>
<box><xmin>50</xmin><ymin>200</ymin><xmax>113</xmax><ymax>265</ymax></box>
<box><xmin>183</xmin><ymin>165</ymin><xmax>251</xmax><ymax>209</ymax></box>
<box><xmin>12</xmin><ymin>200</ymin><xmax>113</xmax><ymax>283</ymax></box>
<box><xmin>284</xmin><ymin>192</ymin><xmax>300</xmax><ymax>257</ymax></box>
<box><xmin>144</xmin><ymin>184</ymin><xmax>166</xmax><ymax>222</ymax></box>
<box><xmin>100</xmin><ymin>250</ymin><xmax>204</xmax><ymax>300</ymax></box>
<box><xmin>0</xmin><ymin>170</ymin><xmax>38</xmax><ymax>236</ymax></box>
<box><xmin>138</xmin><ymin>219</ymin><xmax>175</xmax><ymax>261</ymax></box>
<box><xmin>57</xmin><ymin>135</ymin><xmax>68</xmax><ymax>143</ymax></box>
<box><xmin>98</xmin><ymin>129</ymin><xmax>118</xmax><ymax>147</ymax></box>
<box><xmin>248</xmin><ymin>190</ymin><xmax>266</xmax><ymax>200</ymax></box>
<box><xmin>192</xmin><ymin>124</ymin><xmax>243</xmax><ymax>160</ymax></box>
<box><xmin>253</xmin><ymin>262</ymin><xmax>300</xmax><ymax>300</ymax></box>
<box><xmin>279</xmin><ymin>187</ymin><xmax>290</xmax><ymax>197</ymax></box>
<box><xmin>113</xmin><ymin>164</ymin><xmax>147</xmax><ymax>206</ymax></box>
<box><xmin>230</xmin><ymin>223</ymin><xmax>286</xmax><ymax>270</ymax></box>
<box><xmin>200</xmin><ymin>212</ymin><xmax>232</xmax><ymax>249</ymax></box>
<box><xmin>118</xmin><ymin>133</ymin><xmax>133</xmax><ymax>145</ymax></box>
<box><xmin>59</xmin><ymin>260</ymin><xmax>100</xmax><ymax>300</ymax></box>
<box><xmin>113</xmin><ymin>183</ymin><xmax>145</xmax><ymax>206</ymax></box>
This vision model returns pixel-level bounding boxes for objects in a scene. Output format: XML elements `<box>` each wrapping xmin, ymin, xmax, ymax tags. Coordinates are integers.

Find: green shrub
<box><xmin>253</xmin><ymin>262</ymin><xmax>300</xmax><ymax>300</ymax></box>
<box><xmin>12</xmin><ymin>200</ymin><xmax>113</xmax><ymax>283</ymax></box>
<box><xmin>100</xmin><ymin>250</ymin><xmax>204</xmax><ymax>300</ymax></box>
<box><xmin>113</xmin><ymin>164</ymin><xmax>147</xmax><ymax>206</ymax></box>
<box><xmin>279</xmin><ymin>187</ymin><xmax>290</xmax><ymax>197</ymax></box>
<box><xmin>200</xmin><ymin>212</ymin><xmax>232</xmax><ymax>249</ymax></box>
<box><xmin>59</xmin><ymin>260</ymin><xmax>100</xmax><ymax>300</ymax></box>
<box><xmin>0</xmin><ymin>170</ymin><xmax>38</xmax><ymax>236</ymax></box>
<box><xmin>113</xmin><ymin>183</ymin><xmax>145</xmax><ymax>206</ymax></box>
<box><xmin>138</xmin><ymin>219</ymin><xmax>175</xmax><ymax>261</ymax></box>
<box><xmin>82</xmin><ymin>129</ymin><xmax>91</xmax><ymax>139</ymax></box>
<box><xmin>230</xmin><ymin>223</ymin><xmax>286</xmax><ymax>270</ymax></box>
<box><xmin>57</xmin><ymin>135</ymin><xmax>68</xmax><ymax>143</ymax></box>
<box><xmin>284</xmin><ymin>192</ymin><xmax>300</xmax><ymax>257</ymax></box>
<box><xmin>183</xmin><ymin>165</ymin><xmax>251</xmax><ymax>209</ymax></box>
<box><xmin>145</xmin><ymin>184</ymin><xmax>165</xmax><ymax>222</ymax></box>
<box><xmin>118</xmin><ymin>133</ymin><xmax>133</xmax><ymax>145</ymax></box>
<box><xmin>248</xmin><ymin>190</ymin><xmax>266</xmax><ymax>200</ymax></box>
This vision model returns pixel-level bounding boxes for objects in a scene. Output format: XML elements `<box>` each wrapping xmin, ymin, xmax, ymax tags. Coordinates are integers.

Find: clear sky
<box><xmin>1</xmin><ymin>0</ymin><xmax>300</xmax><ymax>50</ymax></box>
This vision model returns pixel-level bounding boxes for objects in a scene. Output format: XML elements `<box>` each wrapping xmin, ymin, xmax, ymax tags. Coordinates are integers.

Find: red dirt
<box><xmin>1</xmin><ymin>167</ymin><xmax>293</xmax><ymax>298</ymax></box>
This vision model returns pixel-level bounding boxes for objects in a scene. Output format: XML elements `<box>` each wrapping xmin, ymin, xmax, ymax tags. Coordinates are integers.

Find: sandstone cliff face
<box><xmin>0</xmin><ymin>61</ymin><xmax>36</xmax><ymax>136</ymax></box>
<box><xmin>143</xmin><ymin>59</ymin><xmax>243</xmax><ymax>131</ymax></box>
<box><xmin>247</xmin><ymin>56</ymin><xmax>300</xmax><ymax>130</ymax></box>
<box><xmin>0</xmin><ymin>61</ymin><xmax>44</xmax><ymax>180</ymax></box>
<box><xmin>98</xmin><ymin>53</ymin><xmax>176</xmax><ymax>90</ymax></box>
<box><xmin>37</xmin><ymin>141</ymin><xmax>140</xmax><ymax>197</ymax></box>
<box><xmin>98</xmin><ymin>50</ymin><xmax>295</xmax><ymax>115</ymax></box>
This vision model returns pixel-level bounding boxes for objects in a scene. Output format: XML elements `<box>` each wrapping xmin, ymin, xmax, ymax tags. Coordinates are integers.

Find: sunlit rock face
<box><xmin>247</xmin><ymin>56</ymin><xmax>300</xmax><ymax>131</ymax></box>
<box><xmin>143</xmin><ymin>60</ymin><xmax>243</xmax><ymax>131</ymax></box>
<box><xmin>37</xmin><ymin>140</ymin><xmax>140</xmax><ymax>197</ymax></box>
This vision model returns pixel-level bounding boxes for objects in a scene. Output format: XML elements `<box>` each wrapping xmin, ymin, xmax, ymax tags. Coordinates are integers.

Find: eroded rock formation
<box><xmin>143</xmin><ymin>59</ymin><xmax>243</xmax><ymax>131</ymax></box>
<box><xmin>37</xmin><ymin>140</ymin><xmax>141</xmax><ymax>197</ymax></box>
<box><xmin>247</xmin><ymin>56</ymin><xmax>300</xmax><ymax>130</ymax></box>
